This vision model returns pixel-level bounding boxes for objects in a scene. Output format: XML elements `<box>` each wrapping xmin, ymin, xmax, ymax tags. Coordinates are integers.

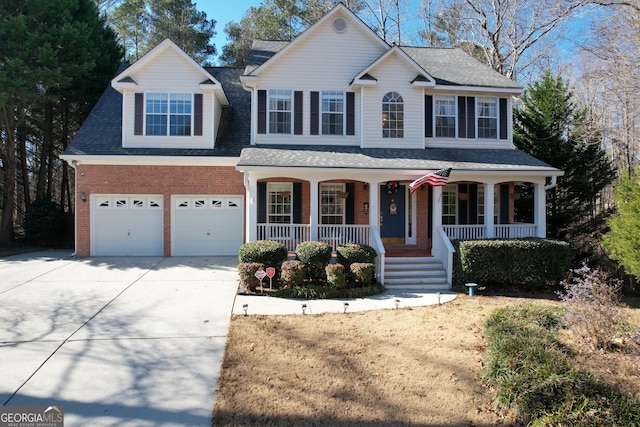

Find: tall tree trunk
<box><xmin>18</xmin><ymin>124</ymin><xmax>31</xmax><ymax>211</ymax></box>
<box><xmin>0</xmin><ymin>101</ymin><xmax>17</xmax><ymax>244</ymax></box>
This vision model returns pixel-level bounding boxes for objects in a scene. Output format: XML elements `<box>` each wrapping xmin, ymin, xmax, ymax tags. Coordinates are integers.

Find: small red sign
<box><xmin>266</xmin><ymin>267</ymin><xmax>276</xmax><ymax>278</ymax></box>
<box><xmin>254</xmin><ymin>268</ymin><xmax>267</xmax><ymax>280</ymax></box>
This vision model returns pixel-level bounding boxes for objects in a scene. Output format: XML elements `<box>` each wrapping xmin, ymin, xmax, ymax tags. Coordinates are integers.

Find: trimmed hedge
<box><xmin>280</xmin><ymin>260</ymin><xmax>305</xmax><ymax>288</ymax></box>
<box><xmin>295</xmin><ymin>241</ymin><xmax>332</xmax><ymax>282</ymax></box>
<box><xmin>274</xmin><ymin>282</ymin><xmax>385</xmax><ymax>299</ymax></box>
<box><xmin>453</xmin><ymin>238</ymin><xmax>572</xmax><ymax>289</ymax></box>
<box><xmin>350</xmin><ymin>262</ymin><xmax>375</xmax><ymax>286</ymax></box>
<box><xmin>237</xmin><ymin>262</ymin><xmax>264</xmax><ymax>292</ymax></box>
<box><xmin>336</xmin><ymin>243</ymin><xmax>377</xmax><ymax>269</ymax></box>
<box><xmin>238</xmin><ymin>240</ymin><xmax>288</xmax><ymax>269</ymax></box>
<box><xmin>326</xmin><ymin>263</ymin><xmax>347</xmax><ymax>289</ymax></box>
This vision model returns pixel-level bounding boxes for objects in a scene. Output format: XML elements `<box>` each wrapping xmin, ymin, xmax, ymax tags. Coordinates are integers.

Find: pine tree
<box><xmin>602</xmin><ymin>168</ymin><xmax>640</xmax><ymax>280</ymax></box>
<box><xmin>514</xmin><ymin>70</ymin><xmax>615</xmax><ymax>242</ymax></box>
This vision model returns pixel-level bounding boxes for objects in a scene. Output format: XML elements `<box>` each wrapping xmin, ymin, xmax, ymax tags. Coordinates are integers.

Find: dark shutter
<box><xmin>293</xmin><ymin>182</ymin><xmax>302</xmax><ymax>224</ymax></box>
<box><xmin>466</xmin><ymin>96</ymin><xmax>475</xmax><ymax>139</ymax></box>
<box><xmin>257</xmin><ymin>182</ymin><xmax>266</xmax><ymax>223</ymax></box>
<box><xmin>346</xmin><ymin>92</ymin><xmax>355</xmax><ymax>135</ymax></box>
<box><xmin>458</xmin><ymin>184</ymin><xmax>468</xmax><ymax>225</ymax></box>
<box><xmin>294</xmin><ymin>91</ymin><xmax>303</xmax><ymax>135</ymax></box>
<box><xmin>134</xmin><ymin>93</ymin><xmax>144</xmax><ymax>135</ymax></box>
<box><xmin>425</xmin><ymin>95</ymin><xmax>433</xmax><ymax>138</ymax></box>
<box><xmin>457</xmin><ymin>96</ymin><xmax>467</xmax><ymax>139</ymax></box>
<box><xmin>499</xmin><ymin>98</ymin><xmax>508</xmax><ymax>140</ymax></box>
<box><xmin>345</xmin><ymin>183</ymin><xmax>355</xmax><ymax>224</ymax></box>
<box><xmin>500</xmin><ymin>184</ymin><xmax>510</xmax><ymax>224</ymax></box>
<box><xmin>310</xmin><ymin>91</ymin><xmax>319</xmax><ymax>135</ymax></box>
<box><xmin>257</xmin><ymin>90</ymin><xmax>267</xmax><ymax>134</ymax></box>
<box><xmin>469</xmin><ymin>184</ymin><xmax>478</xmax><ymax>225</ymax></box>
<box><xmin>427</xmin><ymin>186</ymin><xmax>434</xmax><ymax>239</ymax></box>
<box><xmin>194</xmin><ymin>93</ymin><xmax>203</xmax><ymax>136</ymax></box>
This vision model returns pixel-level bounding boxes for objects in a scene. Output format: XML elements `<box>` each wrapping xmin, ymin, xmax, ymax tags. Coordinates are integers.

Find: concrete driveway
<box><xmin>0</xmin><ymin>251</ymin><xmax>239</xmax><ymax>427</ymax></box>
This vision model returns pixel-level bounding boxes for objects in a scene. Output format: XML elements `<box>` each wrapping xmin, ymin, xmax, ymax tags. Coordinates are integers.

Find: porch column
<box><xmin>534</xmin><ymin>182</ymin><xmax>546</xmax><ymax>238</ymax></box>
<box><xmin>309</xmin><ymin>179</ymin><xmax>319</xmax><ymax>241</ymax></box>
<box><xmin>367</xmin><ymin>180</ymin><xmax>380</xmax><ymax>233</ymax></box>
<box><xmin>245</xmin><ymin>173</ymin><xmax>258</xmax><ymax>243</ymax></box>
<box><xmin>431</xmin><ymin>185</ymin><xmax>443</xmax><ymax>253</ymax></box>
<box><xmin>485</xmin><ymin>183</ymin><xmax>495</xmax><ymax>238</ymax></box>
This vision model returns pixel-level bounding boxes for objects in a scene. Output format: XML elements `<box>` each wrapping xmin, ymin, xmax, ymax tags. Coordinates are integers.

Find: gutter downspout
<box><xmin>544</xmin><ymin>175</ymin><xmax>558</xmax><ymax>191</ymax></box>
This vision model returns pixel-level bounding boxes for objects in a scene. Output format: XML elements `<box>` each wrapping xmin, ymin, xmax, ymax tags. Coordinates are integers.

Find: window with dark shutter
<box><xmin>194</xmin><ymin>93</ymin><xmax>203</xmax><ymax>136</ymax></box>
<box><xmin>310</xmin><ymin>91</ymin><xmax>319</xmax><ymax>135</ymax></box>
<box><xmin>257</xmin><ymin>90</ymin><xmax>267</xmax><ymax>134</ymax></box>
<box><xmin>134</xmin><ymin>93</ymin><xmax>144</xmax><ymax>135</ymax></box>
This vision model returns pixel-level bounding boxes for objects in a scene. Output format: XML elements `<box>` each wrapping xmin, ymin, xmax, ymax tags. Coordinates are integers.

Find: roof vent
<box><xmin>332</xmin><ymin>17</ymin><xmax>348</xmax><ymax>33</ymax></box>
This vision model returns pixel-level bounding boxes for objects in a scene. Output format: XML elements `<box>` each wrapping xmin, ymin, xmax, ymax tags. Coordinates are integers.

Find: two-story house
<box><xmin>62</xmin><ymin>4</ymin><xmax>562</xmax><ymax>288</ymax></box>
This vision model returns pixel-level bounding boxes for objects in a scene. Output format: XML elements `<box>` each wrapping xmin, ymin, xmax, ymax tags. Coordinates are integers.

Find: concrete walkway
<box><xmin>0</xmin><ymin>251</ymin><xmax>455</xmax><ymax>426</ymax></box>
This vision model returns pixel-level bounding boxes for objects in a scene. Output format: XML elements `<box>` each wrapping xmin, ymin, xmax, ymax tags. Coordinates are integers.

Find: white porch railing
<box><xmin>494</xmin><ymin>224</ymin><xmax>537</xmax><ymax>238</ymax></box>
<box><xmin>443</xmin><ymin>225</ymin><xmax>487</xmax><ymax>240</ymax></box>
<box><xmin>257</xmin><ymin>224</ymin><xmax>311</xmax><ymax>252</ymax></box>
<box><xmin>369</xmin><ymin>227</ymin><xmax>386</xmax><ymax>285</ymax></box>
<box><xmin>318</xmin><ymin>224</ymin><xmax>371</xmax><ymax>252</ymax></box>
<box><xmin>433</xmin><ymin>226</ymin><xmax>455</xmax><ymax>287</ymax></box>
<box><xmin>443</xmin><ymin>224</ymin><xmax>538</xmax><ymax>240</ymax></box>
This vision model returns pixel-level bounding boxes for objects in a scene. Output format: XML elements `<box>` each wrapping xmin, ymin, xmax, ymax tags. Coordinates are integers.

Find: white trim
<box><xmin>433</xmin><ymin>85</ymin><xmax>522</xmax><ymax>94</ymax></box>
<box><xmin>60</xmin><ymin>155</ymin><xmax>239</xmax><ymax>167</ymax></box>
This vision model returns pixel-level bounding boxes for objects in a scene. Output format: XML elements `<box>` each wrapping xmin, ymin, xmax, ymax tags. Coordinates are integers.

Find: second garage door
<box><xmin>172</xmin><ymin>196</ymin><xmax>244</xmax><ymax>256</ymax></box>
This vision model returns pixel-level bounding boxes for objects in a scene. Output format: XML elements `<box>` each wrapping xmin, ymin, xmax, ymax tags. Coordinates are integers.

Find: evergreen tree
<box><xmin>514</xmin><ymin>70</ymin><xmax>615</xmax><ymax>242</ymax></box>
<box><xmin>602</xmin><ymin>168</ymin><xmax>640</xmax><ymax>280</ymax></box>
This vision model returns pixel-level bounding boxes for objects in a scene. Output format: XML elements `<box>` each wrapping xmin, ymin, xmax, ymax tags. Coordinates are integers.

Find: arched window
<box><xmin>382</xmin><ymin>92</ymin><xmax>404</xmax><ymax>138</ymax></box>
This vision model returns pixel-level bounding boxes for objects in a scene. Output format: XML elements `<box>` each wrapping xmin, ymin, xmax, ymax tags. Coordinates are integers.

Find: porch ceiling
<box><xmin>237</xmin><ymin>145</ymin><xmax>562</xmax><ymax>174</ymax></box>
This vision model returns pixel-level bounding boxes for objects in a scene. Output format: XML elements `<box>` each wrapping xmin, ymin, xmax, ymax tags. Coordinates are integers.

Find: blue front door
<box><xmin>380</xmin><ymin>185</ymin><xmax>405</xmax><ymax>243</ymax></box>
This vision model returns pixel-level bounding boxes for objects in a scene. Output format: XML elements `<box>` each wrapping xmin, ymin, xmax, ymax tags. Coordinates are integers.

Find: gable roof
<box><xmin>351</xmin><ymin>45</ymin><xmax>435</xmax><ymax>87</ymax></box>
<box><xmin>63</xmin><ymin>67</ymin><xmax>250</xmax><ymax>158</ymax></box>
<box><xmin>243</xmin><ymin>3</ymin><xmax>389</xmax><ymax>78</ymax></box>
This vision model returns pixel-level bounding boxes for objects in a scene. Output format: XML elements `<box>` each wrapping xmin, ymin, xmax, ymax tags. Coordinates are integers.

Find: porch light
<box><xmin>242</xmin><ymin>304</ymin><xmax>248</xmax><ymax>316</ymax></box>
<box><xmin>363</xmin><ymin>202</ymin><xmax>369</xmax><ymax>214</ymax></box>
<box><xmin>81</xmin><ymin>192</ymin><xmax>87</xmax><ymax>202</ymax></box>
<box><xmin>363</xmin><ymin>183</ymin><xmax>369</xmax><ymax>190</ymax></box>
<box><xmin>302</xmin><ymin>303</ymin><xmax>307</xmax><ymax>314</ymax></box>
<box><xmin>343</xmin><ymin>302</ymin><xmax>349</xmax><ymax>313</ymax></box>
<box><xmin>395</xmin><ymin>299</ymin><xmax>400</xmax><ymax>309</ymax></box>
<box><xmin>437</xmin><ymin>292</ymin><xmax>442</xmax><ymax>305</ymax></box>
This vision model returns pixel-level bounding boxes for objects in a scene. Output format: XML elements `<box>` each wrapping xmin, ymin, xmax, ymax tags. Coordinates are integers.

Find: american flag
<box><xmin>409</xmin><ymin>168</ymin><xmax>452</xmax><ymax>194</ymax></box>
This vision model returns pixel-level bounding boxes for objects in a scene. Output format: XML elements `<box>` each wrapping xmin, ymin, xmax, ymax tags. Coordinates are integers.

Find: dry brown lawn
<box><xmin>213</xmin><ymin>294</ymin><xmax>640</xmax><ymax>427</ymax></box>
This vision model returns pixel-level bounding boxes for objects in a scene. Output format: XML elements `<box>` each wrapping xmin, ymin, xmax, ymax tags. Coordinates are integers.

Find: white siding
<box><xmin>361</xmin><ymin>52</ymin><xmax>424</xmax><ymax>149</ymax></box>
<box><xmin>122</xmin><ymin>48</ymin><xmax>219</xmax><ymax>149</ymax></box>
<box><xmin>254</xmin><ymin>12</ymin><xmax>387</xmax><ymax>146</ymax></box>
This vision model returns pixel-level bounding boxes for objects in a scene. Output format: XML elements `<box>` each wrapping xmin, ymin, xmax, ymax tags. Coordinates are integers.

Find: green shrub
<box><xmin>295</xmin><ymin>241</ymin><xmax>332</xmax><ymax>282</ymax></box>
<box><xmin>238</xmin><ymin>240</ymin><xmax>288</xmax><ymax>270</ymax></box>
<box><xmin>237</xmin><ymin>262</ymin><xmax>264</xmax><ymax>292</ymax></box>
<box><xmin>22</xmin><ymin>197</ymin><xmax>64</xmax><ymax>244</ymax></box>
<box><xmin>453</xmin><ymin>238</ymin><xmax>572</xmax><ymax>289</ymax></box>
<box><xmin>350</xmin><ymin>262</ymin><xmax>375</xmax><ymax>286</ymax></box>
<box><xmin>274</xmin><ymin>282</ymin><xmax>385</xmax><ymax>299</ymax></box>
<box><xmin>280</xmin><ymin>260</ymin><xmax>305</xmax><ymax>288</ymax></box>
<box><xmin>326</xmin><ymin>263</ymin><xmax>347</xmax><ymax>289</ymax></box>
<box><xmin>336</xmin><ymin>243</ymin><xmax>377</xmax><ymax>269</ymax></box>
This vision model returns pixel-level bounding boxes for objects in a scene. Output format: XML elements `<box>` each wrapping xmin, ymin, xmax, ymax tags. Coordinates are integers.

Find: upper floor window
<box><xmin>145</xmin><ymin>93</ymin><xmax>191</xmax><ymax>136</ymax></box>
<box><xmin>435</xmin><ymin>95</ymin><xmax>456</xmax><ymax>138</ymax></box>
<box><xmin>320</xmin><ymin>184</ymin><xmax>345</xmax><ymax>224</ymax></box>
<box><xmin>322</xmin><ymin>91</ymin><xmax>344</xmax><ymax>135</ymax></box>
<box><xmin>477</xmin><ymin>97</ymin><xmax>498</xmax><ymax>139</ymax></box>
<box><xmin>268</xmin><ymin>90</ymin><xmax>292</xmax><ymax>134</ymax></box>
<box><xmin>382</xmin><ymin>92</ymin><xmax>404</xmax><ymax>138</ymax></box>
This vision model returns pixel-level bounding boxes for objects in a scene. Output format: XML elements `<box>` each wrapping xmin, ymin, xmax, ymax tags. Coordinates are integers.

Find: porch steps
<box><xmin>384</xmin><ymin>256</ymin><xmax>449</xmax><ymax>290</ymax></box>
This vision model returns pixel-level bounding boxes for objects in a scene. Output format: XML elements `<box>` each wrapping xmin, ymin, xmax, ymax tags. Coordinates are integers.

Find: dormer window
<box><xmin>382</xmin><ymin>92</ymin><xmax>404</xmax><ymax>138</ymax></box>
<box><xmin>145</xmin><ymin>93</ymin><xmax>192</xmax><ymax>136</ymax></box>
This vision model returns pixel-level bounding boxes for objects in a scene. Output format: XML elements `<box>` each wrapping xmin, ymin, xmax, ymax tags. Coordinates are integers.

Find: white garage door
<box><xmin>172</xmin><ymin>196</ymin><xmax>244</xmax><ymax>256</ymax></box>
<box><xmin>92</xmin><ymin>195</ymin><xmax>164</xmax><ymax>256</ymax></box>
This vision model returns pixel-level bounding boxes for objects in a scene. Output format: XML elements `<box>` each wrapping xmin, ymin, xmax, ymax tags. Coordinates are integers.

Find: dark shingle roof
<box><xmin>401</xmin><ymin>47</ymin><xmax>521</xmax><ymax>89</ymax></box>
<box><xmin>64</xmin><ymin>67</ymin><xmax>250</xmax><ymax>157</ymax></box>
<box><xmin>238</xmin><ymin>145</ymin><xmax>558</xmax><ymax>172</ymax></box>
<box><xmin>245</xmin><ymin>40</ymin><xmax>289</xmax><ymax>72</ymax></box>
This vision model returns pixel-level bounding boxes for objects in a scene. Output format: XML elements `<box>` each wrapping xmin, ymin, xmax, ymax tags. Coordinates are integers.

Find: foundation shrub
<box><xmin>237</xmin><ymin>262</ymin><xmax>264</xmax><ymax>293</ymax></box>
<box><xmin>280</xmin><ymin>260</ymin><xmax>305</xmax><ymax>288</ymax></box>
<box><xmin>336</xmin><ymin>243</ymin><xmax>377</xmax><ymax>270</ymax></box>
<box><xmin>295</xmin><ymin>241</ymin><xmax>332</xmax><ymax>282</ymax></box>
<box><xmin>350</xmin><ymin>262</ymin><xmax>375</xmax><ymax>286</ymax></box>
<box><xmin>453</xmin><ymin>238</ymin><xmax>572</xmax><ymax>289</ymax></box>
<box><xmin>238</xmin><ymin>240</ymin><xmax>288</xmax><ymax>270</ymax></box>
<box><xmin>326</xmin><ymin>263</ymin><xmax>347</xmax><ymax>289</ymax></box>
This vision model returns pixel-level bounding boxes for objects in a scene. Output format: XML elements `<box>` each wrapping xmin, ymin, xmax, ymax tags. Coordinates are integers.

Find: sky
<box><xmin>199</xmin><ymin>1</ymin><xmax>263</xmax><ymax>63</ymax></box>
